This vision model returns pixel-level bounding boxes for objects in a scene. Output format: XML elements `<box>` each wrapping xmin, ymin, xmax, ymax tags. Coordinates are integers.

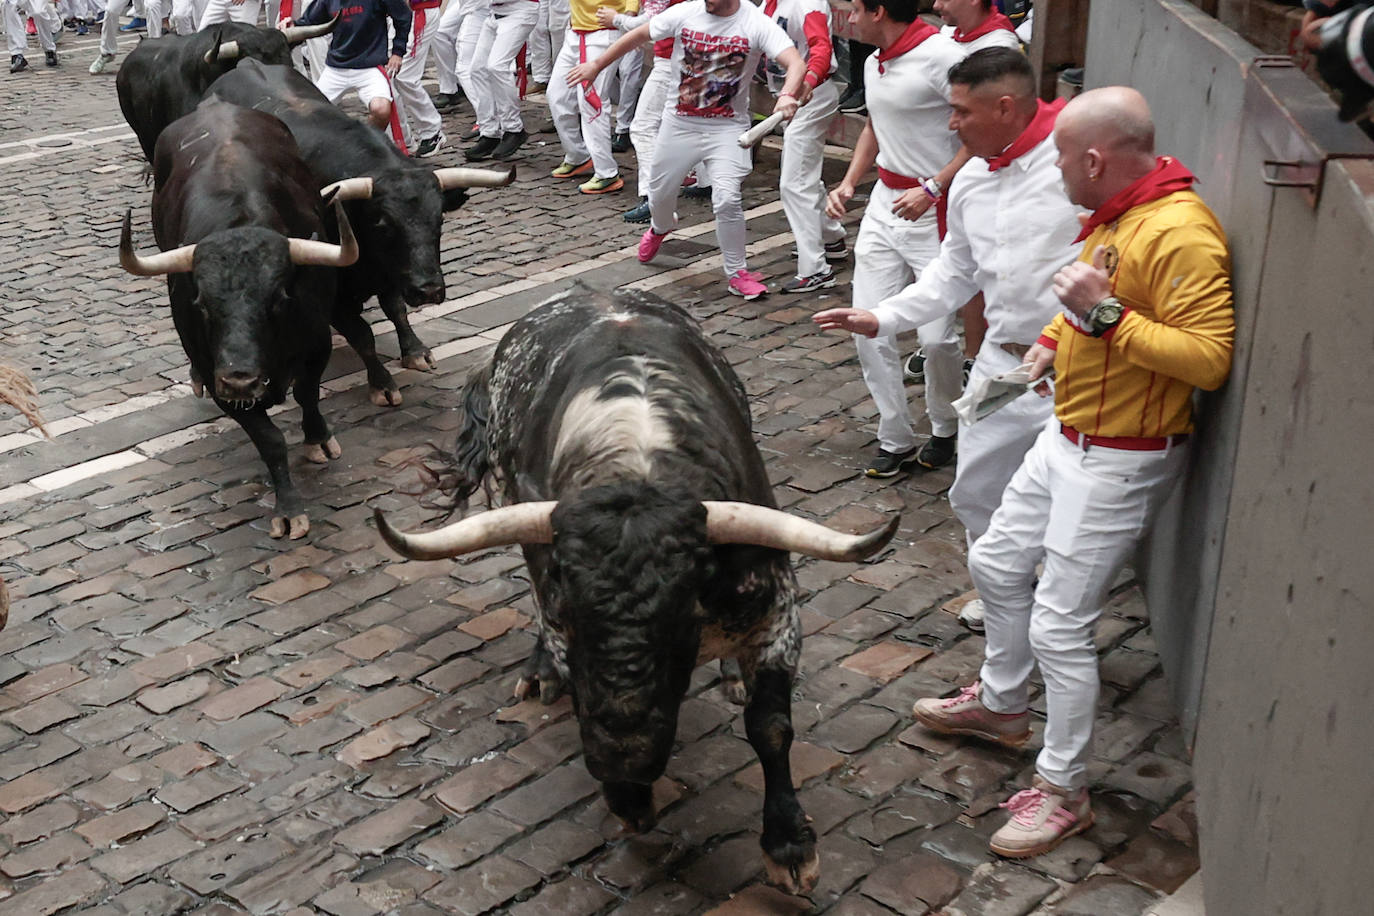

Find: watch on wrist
<box><xmin>1088</xmin><ymin>296</ymin><xmax>1124</xmax><ymax>337</ymax></box>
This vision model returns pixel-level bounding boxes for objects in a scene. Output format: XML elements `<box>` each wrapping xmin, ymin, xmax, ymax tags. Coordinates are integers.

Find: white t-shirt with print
<box><xmin>649</xmin><ymin>0</ymin><xmax>794</xmax><ymax>131</ymax></box>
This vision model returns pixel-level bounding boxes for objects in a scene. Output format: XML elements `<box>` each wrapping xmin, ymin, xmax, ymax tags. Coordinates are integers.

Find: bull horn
<box><xmin>119</xmin><ymin>210</ymin><xmax>196</xmax><ymax>276</ymax></box>
<box><xmin>282</xmin><ymin>12</ymin><xmax>339</xmax><ymax>46</ymax></box>
<box><xmin>375</xmin><ymin>503</ymin><xmax>556</xmax><ymax>560</ymax></box>
<box><xmin>434</xmin><ymin>165</ymin><xmax>516</xmax><ymax>190</ymax></box>
<box><xmin>320</xmin><ymin>177</ymin><xmax>374</xmax><ymax>201</ymax></box>
<box><xmin>703</xmin><ymin>501</ymin><xmax>899</xmax><ymax>562</ymax></box>
<box><xmin>288</xmin><ymin>199</ymin><xmax>359</xmax><ymax>267</ymax></box>
<box><xmin>204</xmin><ymin>40</ymin><xmax>239</xmax><ymax>64</ymax></box>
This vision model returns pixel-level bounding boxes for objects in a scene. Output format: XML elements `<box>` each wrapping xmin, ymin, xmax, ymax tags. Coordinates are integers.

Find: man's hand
<box><xmin>813</xmin><ymin>308</ymin><xmax>879</xmax><ymax>338</ymax></box>
<box><xmin>385</xmin><ymin>54</ymin><xmax>402</xmax><ymax>78</ymax></box>
<box><xmin>566</xmin><ymin>61</ymin><xmax>598</xmax><ymax>86</ymax></box>
<box><xmin>795</xmin><ymin>80</ymin><xmax>813</xmax><ymax>105</ymax></box>
<box><xmin>1052</xmin><ymin>245</ymin><xmax>1112</xmax><ymax>318</ymax></box>
<box><xmin>891</xmin><ymin>187</ymin><xmax>933</xmax><ymax>222</ymax></box>
<box><xmin>277</xmin><ymin>16</ymin><xmax>293</xmax><ymax>28</ymax></box>
<box><xmin>1022</xmin><ymin>342</ymin><xmax>1056</xmax><ymax>397</ymax></box>
<box><xmin>773</xmin><ymin>93</ymin><xmax>799</xmax><ymax>120</ymax></box>
<box><xmin>596</xmin><ymin>6</ymin><xmax>617</xmax><ymax>28</ymax></box>
<box><xmin>825</xmin><ymin>182</ymin><xmax>854</xmax><ymax>220</ymax></box>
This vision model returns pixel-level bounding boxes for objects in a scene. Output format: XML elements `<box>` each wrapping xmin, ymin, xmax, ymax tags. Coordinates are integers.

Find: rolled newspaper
<box><xmin>738</xmin><ymin>111</ymin><xmax>788</xmax><ymax>149</ymax></box>
<box><xmin>951</xmin><ymin>365</ymin><xmax>1054</xmax><ymax>426</ymax></box>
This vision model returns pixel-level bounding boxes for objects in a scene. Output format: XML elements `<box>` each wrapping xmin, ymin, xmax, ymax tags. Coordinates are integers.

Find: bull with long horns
<box><xmin>121</xmin><ymin>98</ymin><xmax>359</xmax><ymax>538</ymax></box>
<box><xmin>377</xmin><ymin>287</ymin><xmax>899</xmax><ymax>894</ymax></box>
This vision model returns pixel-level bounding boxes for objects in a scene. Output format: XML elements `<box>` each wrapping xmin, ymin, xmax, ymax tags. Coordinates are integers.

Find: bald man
<box><xmin>908</xmin><ymin>86</ymin><xmax>1235</xmax><ymax>859</ymax></box>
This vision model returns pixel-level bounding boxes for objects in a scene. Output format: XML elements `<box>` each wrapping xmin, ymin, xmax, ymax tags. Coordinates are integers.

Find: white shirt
<box><xmin>863</xmin><ymin>31</ymin><xmax>966</xmax><ymax>180</ymax></box>
<box><xmin>871</xmin><ymin>132</ymin><xmax>1082</xmax><ymax>347</ymax></box>
<box><xmin>761</xmin><ymin>0</ymin><xmax>834</xmax><ymax>95</ymax></box>
<box><xmin>939</xmin><ymin>21</ymin><xmax>1022</xmax><ymax>53</ymax></box>
<box><xmin>650</xmin><ymin>0</ymin><xmax>794</xmax><ymax>130</ymax></box>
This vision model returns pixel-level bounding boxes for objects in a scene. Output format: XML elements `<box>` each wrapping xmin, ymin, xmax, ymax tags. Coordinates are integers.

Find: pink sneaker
<box><xmin>989</xmin><ymin>776</ymin><xmax>1094</xmax><ymax>858</ymax></box>
<box><xmin>728</xmin><ymin>270</ymin><xmax>768</xmax><ymax>300</ymax></box>
<box><xmin>638</xmin><ymin>227</ymin><xmax>668</xmax><ymax>263</ymax></box>
<box><xmin>911</xmin><ymin>680</ymin><xmax>1031</xmax><ymax>748</ymax></box>
<box><xmin>737</xmin><ymin>269</ymin><xmax>765</xmax><ymax>283</ymax></box>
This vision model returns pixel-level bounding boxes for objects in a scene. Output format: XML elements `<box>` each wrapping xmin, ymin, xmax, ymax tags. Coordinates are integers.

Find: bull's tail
<box><xmin>449</xmin><ymin>362</ymin><xmax>493</xmax><ymax>506</ymax></box>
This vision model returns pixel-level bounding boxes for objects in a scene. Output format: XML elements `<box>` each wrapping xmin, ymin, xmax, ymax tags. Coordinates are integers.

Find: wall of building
<box><xmin>1086</xmin><ymin>2</ymin><xmax>1374</xmax><ymax>913</ymax></box>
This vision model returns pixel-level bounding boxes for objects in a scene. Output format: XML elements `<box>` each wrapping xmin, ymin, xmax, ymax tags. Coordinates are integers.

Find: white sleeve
<box><xmin>870</xmin><ymin>190</ymin><xmax>982</xmax><ymax>337</ymax></box>
<box><xmin>648</xmin><ymin>4</ymin><xmax>688</xmax><ymax>41</ymax></box>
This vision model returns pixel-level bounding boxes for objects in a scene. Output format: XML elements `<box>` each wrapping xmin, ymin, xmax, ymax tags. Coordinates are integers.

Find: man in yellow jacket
<box><xmin>911</xmin><ymin>86</ymin><xmax>1234</xmax><ymax>858</ymax></box>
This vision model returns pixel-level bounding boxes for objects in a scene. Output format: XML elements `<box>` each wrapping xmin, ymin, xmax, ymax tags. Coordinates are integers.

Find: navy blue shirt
<box><xmin>300</xmin><ymin>0</ymin><xmax>412</xmax><ymax>70</ymax></box>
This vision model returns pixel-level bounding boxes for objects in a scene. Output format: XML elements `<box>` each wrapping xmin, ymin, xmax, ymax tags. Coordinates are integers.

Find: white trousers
<box><xmin>613</xmin><ymin>44</ymin><xmax>641</xmax><ymax>130</ymax></box>
<box><xmin>197</xmin><ymin>0</ymin><xmax>257</xmax><ymax>29</ymax></box>
<box><xmin>851</xmin><ymin>186</ymin><xmax>961</xmax><ymax>448</ymax></box>
<box><xmin>949</xmin><ymin>339</ymin><xmax>1056</xmax><ymax>543</ymax></box>
<box><xmin>5</xmin><ymin>0</ymin><xmax>58</xmax><ymax>54</ymax></box>
<box><xmin>315</xmin><ymin>63</ymin><xmax>392</xmax><ymax>106</ymax></box>
<box><xmin>169</xmin><ymin>0</ymin><xmax>203</xmax><ymax>35</ymax></box>
<box><xmin>471</xmin><ymin>3</ymin><xmax>537</xmax><ymax>137</ymax></box>
<box><xmin>432</xmin><ymin>0</ymin><xmax>486</xmax><ymax>99</ymax></box>
<box><xmin>630</xmin><ymin>57</ymin><xmax>708</xmax><ymax>199</ymax></box>
<box><xmin>779</xmin><ymin>79</ymin><xmax>844</xmax><ymax>278</ymax></box>
<box><xmin>527</xmin><ymin>0</ymin><xmax>550</xmax><ymax>82</ymax></box>
<box><xmin>548</xmin><ymin>27</ymin><xmax>617</xmax><ymax>178</ymax></box>
<box><xmin>972</xmin><ymin>420</ymin><xmax>1186</xmax><ymax>790</ymax></box>
<box><xmin>649</xmin><ymin>117</ymin><xmax>752</xmax><ymax>277</ymax></box>
<box><xmin>392</xmin><ymin>5</ymin><xmax>441</xmax><ymax>146</ymax></box>
<box><xmin>98</xmin><ymin>0</ymin><xmax>161</xmax><ymax>56</ymax></box>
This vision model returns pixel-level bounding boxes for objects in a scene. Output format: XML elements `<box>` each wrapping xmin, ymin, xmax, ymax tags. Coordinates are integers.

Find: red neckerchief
<box><xmin>986</xmin><ymin>97</ymin><xmax>1065</xmax><ymax>171</ymax></box>
<box><xmin>764</xmin><ymin>0</ymin><xmax>777</xmax><ymax>14</ymax></box>
<box><xmin>953</xmin><ymin>11</ymin><xmax>1015</xmax><ymax>42</ymax></box>
<box><xmin>1074</xmin><ymin>156</ymin><xmax>1197</xmax><ymax>242</ymax></box>
<box><xmin>876</xmin><ymin>19</ymin><xmax>938</xmax><ymax>74</ymax></box>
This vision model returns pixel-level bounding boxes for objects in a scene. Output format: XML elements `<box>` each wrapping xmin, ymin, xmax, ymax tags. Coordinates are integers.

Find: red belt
<box><xmin>1061</xmin><ymin>423</ymin><xmax>1188</xmax><ymax>452</ymax></box>
<box><xmin>877</xmin><ymin>168</ymin><xmax>947</xmax><ymax>240</ymax></box>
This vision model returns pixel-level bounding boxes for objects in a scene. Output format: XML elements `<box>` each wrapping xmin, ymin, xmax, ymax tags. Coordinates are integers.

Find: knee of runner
<box><xmin>1027</xmin><ymin>612</ymin><xmax>1096</xmax><ymax>662</ymax></box>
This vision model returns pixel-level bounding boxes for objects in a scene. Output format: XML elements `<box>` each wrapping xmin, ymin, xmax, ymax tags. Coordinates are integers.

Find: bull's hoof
<box><xmin>304</xmin><ymin>436</ymin><xmax>342</xmax><ymax>463</ymax></box>
<box><xmin>370</xmin><ymin>387</ymin><xmax>403</xmax><ymax>407</ymax></box>
<box><xmin>191</xmin><ymin>377</ymin><xmax>204</xmax><ymax>398</ymax></box>
<box><xmin>604</xmin><ymin>782</ymin><xmax>655</xmax><ymax>834</ymax></box>
<box><xmin>722</xmin><ymin>673</ymin><xmax>748</xmax><ymax>705</ymax></box>
<box><xmin>763</xmin><ymin>845</ymin><xmax>821</xmax><ymax>895</ymax></box>
<box><xmin>401</xmin><ymin>350</ymin><xmax>435</xmax><ymax>371</ymax></box>
<box><xmin>514</xmin><ymin>643</ymin><xmax>565</xmax><ymax>704</ymax></box>
<box><xmin>270</xmin><ymin>514</ymin><xmax>311</xmax><ymax>540</ymax></box>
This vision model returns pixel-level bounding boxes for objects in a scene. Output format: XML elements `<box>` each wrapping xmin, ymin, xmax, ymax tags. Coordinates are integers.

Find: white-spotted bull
<box><xmin>207</xmin><ymin>60</ymin><xmax>514</xmax><ymax>407</ymax></box>
<box><xmin>119</xmin><ymin>98</ymin><xmax>358</xmax><ymax>539</ymax></box>
<box><xmin>116</xmin><ymin>19</ymin><xmax>337</xmax><ymax>162</ymax></box>
<box><xmin>375</xmin><ymin>288</ymin><xmax>898</xmax><ymax>893</ymax></box>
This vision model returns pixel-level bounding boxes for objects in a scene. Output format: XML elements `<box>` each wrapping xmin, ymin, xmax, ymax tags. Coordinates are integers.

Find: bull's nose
<box><xmin>215</xmin><ymin>370</ymin><xmax>264</xmax><ymax>398</ymax></box>
<box><xmin>407</xmin><ymin>284</ymin><xmax>445</xmax><ymax>305</ymax></box>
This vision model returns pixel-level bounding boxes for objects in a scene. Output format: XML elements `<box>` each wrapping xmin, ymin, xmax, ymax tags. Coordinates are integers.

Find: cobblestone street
<box><xmin>1</xmin><ymin>26</ymin><xmax>1199</xmax><ymax>916</ymax></box>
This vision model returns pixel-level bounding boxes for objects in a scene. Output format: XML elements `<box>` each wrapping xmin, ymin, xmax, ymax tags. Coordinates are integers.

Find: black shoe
<box><xmin>432</xmin><ymin>92</ymin><xmax>461</xmax><ymax>110</ymax></box>
<box><xmin>623</xmin><ymin>198</ymin><xmax>651</xmax><ymax>223</ymax></box>
<box><xmin>462</xmin><ymin>123</ymin><xmax>481</xmax><ymax>142</ymax></box>
<box><xmin>414</xmin><ymin>132</ymin><xmax>447</xmax><ymax>158</ymax></box>
<box><xmin>962</xmin><ymin>357</ymin><xmax>975</xmax><ymax>388</ymax></box>
<box><xmin>779</xmin><ymin>268</ymin><xmax>836</xmax><ymax>294</ymax></box>
<box><xmin>45</xmin><ymin>49</ymin><xmax>58</xmax><ymax>67</ymax></box>
<box><xmin>464</xmin><ymin>134</ymin><xmax>500</xmax><ymax>161</ymax></box>
<box><xmin>865</xmin><ymin>446</ymin><xmax>919</xmax><ymax>478</ymax></box>
<box><xmin>915</xmin><ymin>435</ymin><xmax>957</xmax><ymax>470</ymax></box>
<box><xmin>790</xmin><ymin>239</ymin><xmax>849</xmax><ymax>262</ymax></box>
<box><xmin>10</xmin><ymin>54</ymin><xmax>27</xmax><ymax>73</ymax></box>
<box><xmin>682</xmin><ymin>185</ymin><xmax>712</xmax><ymax>200</ymax></box>
<box><xmin>903</xmin><ymin>348</ymin><xmax>925</xmax><ymax>383</ymax></box>
<box><xmin>837</xmin><ymin>87</ymin><xmax>866</xmax><ymax>114</ymax></box>
<box><xmin>491</xmin><ymin>129</ymin><xmax>527</xmax><ymax>160</ymax></box>
<box><xmin>611</xmin><ymin>130</ymin><xmax>631</xmax><ymax>153</ymax></box>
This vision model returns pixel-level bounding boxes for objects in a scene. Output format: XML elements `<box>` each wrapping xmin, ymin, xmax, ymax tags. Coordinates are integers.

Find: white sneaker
<box><xmin>88</xmin><ymin>52</ymin><xmax>114</xmax><ymax>74</ymax></box>
<box><xmin>959</xmin><ymin>598</ymin><xmax>985</xmax><ymax>633</ymax></box>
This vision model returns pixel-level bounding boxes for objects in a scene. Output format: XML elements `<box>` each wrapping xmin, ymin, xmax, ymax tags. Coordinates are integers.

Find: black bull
<box><xmin>115</xmin><ymin>20</ymin><xmax>336</xmax><ymax>162</ymax></box>
<box><xmin>209</xmin><ymin>60</ymin><xmax>514</xmax><ymax>408</ymax></box>
<box><xmin>377</xmin><ymin>289</ymin><xmax>898</xmax><ymax>894</ymax></box>
<box><xmin>119</xmin><ymin>99</ymin><xmax>359</xmax><ymax>539</ymax></box>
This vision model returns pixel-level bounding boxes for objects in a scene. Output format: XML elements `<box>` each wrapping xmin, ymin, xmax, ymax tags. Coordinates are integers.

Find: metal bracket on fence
<box><xmin>1247</xmin><ymin>57</ymin><xmax>1374</xmax><ymax>208</ymax></box>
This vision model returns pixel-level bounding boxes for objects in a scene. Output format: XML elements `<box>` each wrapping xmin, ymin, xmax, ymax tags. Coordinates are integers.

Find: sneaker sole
<box><xmin>552</xmin><ymin>161</ymin><xmax>594</xmax><ymax>179</ymax></box>
<box><xmin>989</xmin><ymin>809</ymin><xmax>1095</xmax><ymax>858</ymax></box>
<box><xmin>780</xmin><ymin>278</ymin><xmax>835</xmax><ymax>294</ymax></box>
<box><xmin>580</xmin><ymin>179</ymin><xmax>624</xmax><ymax>195</ymax></box>
<box><xmin>728</xmin><ymin>288</ymin><xmax>765</xmax><ymax>301</ymax></box>
<box><xmin>915</xmin><ymin>453</ymin><xmax>955</xmax><ymax>470</ymax></box>
<box><xmin>910</xmin><ymin>707</ymin><xmax>1031</xmax><ymax>748</ymax></box>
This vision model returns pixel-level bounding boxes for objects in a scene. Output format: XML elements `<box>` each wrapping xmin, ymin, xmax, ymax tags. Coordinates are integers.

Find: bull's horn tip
<box><xmin>853</xmin><ymin>513</ymin><xmax>901</xmax><ymax>559</ymax></box>
<box><xmin>503</xmin><ymin>165</ymin><xmax>517</xmax><ymax>185</ymax></box>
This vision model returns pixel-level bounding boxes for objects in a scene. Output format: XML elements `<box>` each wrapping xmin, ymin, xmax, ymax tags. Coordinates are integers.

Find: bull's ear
<box><xmin>439</xmin><ymin>188</ymin><xmax>469</xmax><ymax>212</ymax></box>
